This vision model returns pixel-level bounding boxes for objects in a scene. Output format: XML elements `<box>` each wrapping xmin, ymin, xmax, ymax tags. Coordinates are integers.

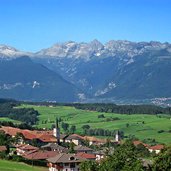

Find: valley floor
<box><xmin>18</xmin><ymin>104</ymin><xmax>171</xmax><ymax>145</ymax></box>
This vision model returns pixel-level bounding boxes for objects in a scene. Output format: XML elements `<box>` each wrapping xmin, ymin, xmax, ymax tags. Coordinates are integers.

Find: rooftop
<box><xmin>23</xmin><ymin>150</ymin><xmax>58</xmax><ymax>160</ymax></box>
<box><xmin>76</xmin><ymin>152</ymin><xmax>96</xmax><ymax>159</ymax></box>
<box><xmin>74</xmin><ymin>145</ymin><xmax>93</xmax><ymax>152</ymax></box>
<box><xmin>41</xmin><ymin>143</ymin><xmax>67</xmax><ymax>152</ymax></box>
<box><xmin>38</xmin><ymin>134</ymin><xmax>57</xmax><ymax>143</ymax></box>
<box><xmin>133</xmin><ymin>140</ymin><xmax>150</xmax><ymax>147</ymax></box>
<box><xmin>149</xmin><ymin>145</ymin><xmax>164</xmax><ymax>150</ymax></box>
<box><xmin>47</xmin><ymin>153</ymin><xmax>86</xmax><ymax>163</ymax></box>
<box><xmin>65</xmin><ymin>134</ymin><xmax>84</xmax><ymax>140</ymax></box>
<box><xmin>16</xmin><ymin>144</ymin><xmax>38</xmax><ymax>151</ymax></box>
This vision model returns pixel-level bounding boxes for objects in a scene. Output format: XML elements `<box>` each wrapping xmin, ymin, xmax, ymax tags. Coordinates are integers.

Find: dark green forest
<box><xmin>25</xmin><ymin>101</ymin><xmax>171</xmax><ymax>115</ymax></box>
<box><xmin>0</xmin><ymin>99</ymin><xmax>39</xmax><ymax>125</ymax></box>
<box><xmin>69</xmin><ymin>103</ymin><xmax>171</xmax><ymax>115</ymax></box>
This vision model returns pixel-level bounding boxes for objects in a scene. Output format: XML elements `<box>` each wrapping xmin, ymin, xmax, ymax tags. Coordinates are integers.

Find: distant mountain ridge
<box><xmin>0</xmin><ymin>40</ymin><xmax>171</xmax><ymax>104</ymax></box>
<box><xmin>1</xmin><ymin>40</ymin><xmax>171</xmax><ymax>59</ymax></box>
<box><xmin>0</xmin><ymin>44</ymin><xmax>31</xmax><ymax>59</ymax></box>
<box><xmin>0</xmin><ymin>56</ymin><xmax>81</xmax><ymax>102</ymax></box>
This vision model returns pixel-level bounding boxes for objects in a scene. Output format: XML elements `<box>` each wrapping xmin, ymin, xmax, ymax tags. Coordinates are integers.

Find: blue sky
<box><xmin>0</xmin><ymin>0</ymin><xmax>171</xmax><ymax>52</ymax></box>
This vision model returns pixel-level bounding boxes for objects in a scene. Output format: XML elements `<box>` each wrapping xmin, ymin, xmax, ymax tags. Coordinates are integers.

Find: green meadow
<box><xmin>0</xmin><ymin>117</ymin><xmax>21</xmax><ymax>124</ymax></box>
<box><xmin>0</xmin><ymin>160</ymin><xmax>47</xmax><ymax>171</ymax></box>
<box><xmin>20</xmin><ymin>104</ymin><xmax>171</xmax><ymax>144</ymax></box>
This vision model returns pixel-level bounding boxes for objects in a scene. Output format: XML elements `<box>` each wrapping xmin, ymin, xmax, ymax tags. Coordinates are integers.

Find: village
<box><xmin>0</xmin><ymin>118</ymin><xmax>165</xmax><ymax>171</ymax></box>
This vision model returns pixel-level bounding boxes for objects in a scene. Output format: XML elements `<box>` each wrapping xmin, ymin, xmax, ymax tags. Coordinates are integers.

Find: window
<box><xmin>69</xmin><ymin>156</ymin><xmax>75</xmax><ymax>160</ymax></box>
<box><xmin>70</xmin><ymin>163</ymin><xmax>75</xmax><ymax>168</ymax></box>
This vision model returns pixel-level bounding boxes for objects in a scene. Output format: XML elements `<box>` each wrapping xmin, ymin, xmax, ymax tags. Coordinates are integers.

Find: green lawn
<box><xmin>19</xmin><ymin>104</ymin><xmax>171</xmax><ymax>144</ymax></box>
<box><xmin>0</xmin><ymin>160</ymin><xmax>47</xmax><ymax>171</ymax></box>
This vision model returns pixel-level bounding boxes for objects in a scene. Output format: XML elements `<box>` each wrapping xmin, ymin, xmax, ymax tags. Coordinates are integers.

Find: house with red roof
<box><xmin>23</xmin><ymin>150</ymin><xmax>58</xmax><ymax>160</ymax></box>
<box><xmin>133</xmin><ymin>140</ymin><xmax>150</xmax><ymax>148</ymax></box>
<box><xmin>133</xmin><ymin>140</ymin><xmax>164</xmax><ymax>154</ymax></box>
<box><xmin>148</xmin><ymin>145</ymin><xmax>164</xmax><ymax>154</ymax></box>
<box><xmin>47</xmin><ymin>153</ymin><xmax>86</xmax><ymax>171</ymax></box>
<box><xmin>0</xmin><ymin>126</ymin><xmax>21</xmax><ymax>137</ymax></box>
<box><xmin>37</xmin><ymin>134</ymin><xmax>57</xmax><ymax>143</ymax></box>
<box><xmin>76</xmin><ymin>152</ymin><xmax>96</xmax><ymax>161</ymax></box>
<box><xmin>84</xmin><ymin>136</ymin><xmax>106</xmax><ymax>146</ymax></box>
<box><xmin>21</xmin><ymin>130</ymin><xmax>37</xmax><ymax>140</ymax></box>
<box><xmin>16</xmin><ymin>144</ymin><xmax>39</xmax><ymax>156</ymax></box>
<box><xmin>0</xmin><ymin>126</ymin><xmax>59</xmax><ymax>145</ymax></box>
<box><xmin>65</xmin><ymin>134</ymin><xmax>84</xmax><ymax>145</ymax></box>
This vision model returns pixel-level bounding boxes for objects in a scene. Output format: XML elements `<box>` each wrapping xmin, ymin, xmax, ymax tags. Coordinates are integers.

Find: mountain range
<box><xmin>0</xmin><ymin>40</ymin><xmax>171</xmax><ymax>105</ymax></box>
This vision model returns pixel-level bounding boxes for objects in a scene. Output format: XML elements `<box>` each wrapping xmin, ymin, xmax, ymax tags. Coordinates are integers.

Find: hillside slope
<box><xmin>0</xmin><ymin>56</ymin><xmax>80</xmax><ymax>102</ymax></box>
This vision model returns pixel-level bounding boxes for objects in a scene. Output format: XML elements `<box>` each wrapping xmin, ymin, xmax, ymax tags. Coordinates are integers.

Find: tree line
<box><xmin>0</xmin><ymin>101</ymin><xmax>39</xmax><ymax>125</ymax></box>
<box><xmin>82</xmin><ymin>124</ymin><xmax>124</xmax><ymax>137</ymax></box>
<box><xmin>68</xmin><ymin>103</ymin><xmax>171</xmax><ymax>115</ymax></box>
<box><xmin>24</xmin><ymin>100</ymin><xmax>171</xmax><ymax>115</ymax></box>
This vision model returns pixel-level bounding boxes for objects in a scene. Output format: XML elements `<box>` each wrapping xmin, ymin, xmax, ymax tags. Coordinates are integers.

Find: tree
<box><xmin>80</xmin><ymin>140</ymin><xmax>144</xmax><ymax>171</ymax></box>
<box><xmin>80</xmin><ymin>161</ymin><xmax>99</xmax><ymax>171</ymax></box>
<box><xmin>68</xmin><ymin>142</ymin><xmax>75</xmax><ymax>153</ymax></box>
<box><xmin>82</xmin><ymin>125</ymin><xmax>90</xmax><ymax>130</ymax></box>
<box><xmin>70</xmin><ymin>125</ymin><xmax>76</xmax><ymax>133</ymax></box>
<box><xmin>98</xmin><ymin>114</ymin><xmax>105</xmax><ymax>118</ymax></box>
<box><xmin>0</xmin><ymin>131</ymin><xmax>13</xmax><ymax>154</ymax></box>
<box><xmin>136</xmin><ymin>144</ymin><xmax>150</xmax><ymax>158</ymax></box>
<box><xmin>61</xmin><ymin>122</ymin><xmax>69</xmax><ymax>131</ymax></box>
<box><xmin>82</xmin><ymin>138</ymin><xmax>90</xmax><ymax>147</ymax></box>
<box><xmin>105</xmin><ymin>138</ymin><xmax>112</xmax><ymax>148</ymax></box>
<box><xmin>51</xmin><ymin>124</ymin><xmax>55</xmax><ymax>130</ymax></box>
<box><xmin>82</xmin><ymin>125</ymin><xmax>90</xmax><ymax>134</ymax></box>
<box><xmin>0</xmin><ymin>131</ymin><xmax>13</xmax><ymax>146</ymax></box>
<box><xmin>126</xmin><ymin>123</ymin><xmax>129</xmax><ymax>128</ymax></box>
<box><xmin>152</xmin><ymin>146</ymin><xmax>171</xmax><ymax>171</ymax></box>
<box><xmin>99</xmin><ymin>140</ymin><xmax>144</xmax><ymax>171</ymax></box>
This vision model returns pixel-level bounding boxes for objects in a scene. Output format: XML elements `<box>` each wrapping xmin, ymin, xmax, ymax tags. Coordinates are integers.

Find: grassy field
<box><xmin>0</xmin><ymin>160</ymin><xmax>47</xmax><ymax>171</ymax></box>
<box><xmin>20</xmin><ymin>104</ymin><xmax>171</xmax><ymax>144</ymax></box>
<box><xmin>0</xmin><ymin>117</ymin><xmax>21</xmax><ymax>124</ymax></box>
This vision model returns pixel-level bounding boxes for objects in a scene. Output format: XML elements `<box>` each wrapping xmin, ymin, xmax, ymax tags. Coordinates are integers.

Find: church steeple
<box><xmin>115</xmin><ymin>130</ymin><xmax>121</xmax><ymax>142</ymax></box>
<box><xmin>56</xmin><ymin>118</ymin><xmax>60</xmax><ymax>144</ymax></box>
<box><xmin>53</xmin><ymin>117</ymin><xmax>60</xmax><ymax>144</ymax></box>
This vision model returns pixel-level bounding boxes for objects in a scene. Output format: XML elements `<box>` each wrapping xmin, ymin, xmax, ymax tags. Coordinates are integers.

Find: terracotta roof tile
<box><xmin>76</xmin><ymin>152</ymin><xmax>96</xmax><ymax>159</ymax></box>
<box><xmin>21</xmin><ymin>130</ymin><xmax>37</xmax><ymax>140</ymax></box>
<box><xmin>17</xmin><ymin>144</ymin><xmax>38</xmax><ymax>151</ymax></box>
<box><xmin>38</xmin><ymin>134</ymin><xmax>57</xmax><ymax>143</ymax></box>
<box><xmin>149</xmin><ymin>145</ymin><xmax>164</xmax><ymax>150</ymax></box>
<box><xmin>65</xmin><ymin>134</ymin><xmax>84</xmax><ymax>140</ymax></box>
<box><xmin>133</xmin><ymin>141</ymin><xmax>150</xmax><ymax>147</ymax></box>
<box><xmin>23</xmin><ymin>150</ymin><xmax>58</xmax><ymax>160</ymax></box>
<box><xmin>0</xmin><ymin>126</ymin><xmax>21</xmax><ymax>136</ymax></box>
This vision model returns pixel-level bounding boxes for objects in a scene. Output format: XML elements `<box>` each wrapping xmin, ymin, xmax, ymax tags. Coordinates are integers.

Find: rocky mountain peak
<box><xmin>0</xmin><ymin>44</ymin><xmax>32</xmax><ymax>59</ymax></box>
<box><xmin>1</xmin><ymin>40</ymin><xmax>171</xmax><ymax>60</ymax></box>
